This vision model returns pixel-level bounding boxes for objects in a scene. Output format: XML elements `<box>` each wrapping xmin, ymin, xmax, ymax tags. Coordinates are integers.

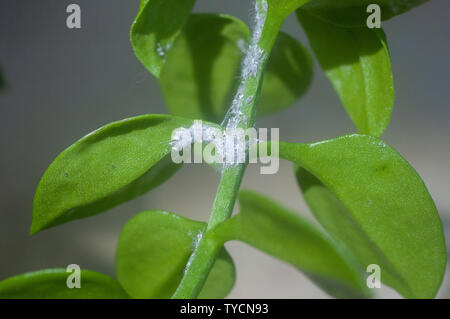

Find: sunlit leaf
<box><xmin>131</xmin><ymin>0</ymin><xmax>196</xmax><ymax>78</ymax></box>
<box><xmin>31</xmin><ymin>114</ymin><xmax>195</xmax><ymax>234</ymax></box>
<box><xmin>276</xmin><ymin>134</ymin><xmax>446</xmax><ymax>298</ymax></box>
<box><xmin>297</xmin><ymin>10</ymin><xmax>394</xmax><ymax>137</ymax></box>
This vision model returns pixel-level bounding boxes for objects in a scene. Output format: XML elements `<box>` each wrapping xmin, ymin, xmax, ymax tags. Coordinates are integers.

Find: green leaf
<box><xmin>159</xmin><ymin>14</ymin><xmax>248</xmax><ymax>122</ymax></box>
<box><xmin>277</xmin><ymin>134</ymin><xmax>446</xmax><ymax>298</ymax></box>
<box><xmin>302</xmin><ymin>0</ymin><xmax>429</xmax><ymax>26</ymax></box>
<box><xmin>0</xmin><ymin>269</ymin><xmax>128</xmax><ymax>299</ymax></box>
<box><xmin>259</xmin><ymin>29</ymin><xmax>314</xmax><ymax>116</ymax></box>
<box><xmin>131</xmin><ymin>0</ymin><xmax>196</xmax><ymax>78</ymax></box>
<box><xmin>159</xmin><ymin>14</ymin><xmax>313</xmax><ymax>122</ymax></box>
<box><xmin>197</xmin><ymin>248</ymin><xmax>235</xmax><ymax>299</ymax></box>
<box><xmin>116</xmin><ymin>210</ymin><xmax>235</xmax><ymax>299</ymax></box>
<box><xmin>297</xmin><ymin>10</ymin><xmax>394</xmax><ymax>137</ymax></box>
<box><xmin>31</xmin><ymin>114</ymin><xmax>195</xmax><ymax>234</ymax></box>
<box><xmin>212</xmin><ymin>190</ymin><xmax>371</xmax><ymax>298</ymax></box>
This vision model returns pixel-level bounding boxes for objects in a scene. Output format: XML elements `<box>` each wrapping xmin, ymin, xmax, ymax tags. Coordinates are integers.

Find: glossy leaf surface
<box><xmin>0</xmin><ymin>269</ymin><xmax>128</xmax><ymax>299</ymax></box>
<box><xmin>31</xmin><ymin>114</ymin><xmax>194</xmax><ymax>234</ymax></box>
<box><xmin>116</xmin><ymin>210</ymin><xmax>235</xmax><ymax>299</ymax></box>
<box><xmin>276</xmin><ymin>134</ymin><xmax>446</xmax><ymax>298</ymax></box>
<box><xmin>131</xmin><ymin>0</ymin><xmax>196</xmax><ymax>77</ymax></box>
<box><xmin>297</xmin><ymin>10</ymin><xmax>394</xmax><ymax>137</ymax></box>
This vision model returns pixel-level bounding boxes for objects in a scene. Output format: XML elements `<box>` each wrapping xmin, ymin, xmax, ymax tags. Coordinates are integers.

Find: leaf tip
<box><xmin>29</xmin><ymin>219</ymin><xmax>42</xmax><ymax>235</ymax></box>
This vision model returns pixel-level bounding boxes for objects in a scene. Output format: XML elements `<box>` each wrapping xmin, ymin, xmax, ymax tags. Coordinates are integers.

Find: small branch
<box><xmin>172</xmin><ymin>0</ymin><xmax>282</xmax><ymax>299</ymax></box>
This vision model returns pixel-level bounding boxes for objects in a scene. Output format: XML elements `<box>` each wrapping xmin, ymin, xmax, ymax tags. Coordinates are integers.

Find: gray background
<box><xmin>0</xmin><ymin>0</ymin><xmax>449</xmax><ymax>298</ymax></box>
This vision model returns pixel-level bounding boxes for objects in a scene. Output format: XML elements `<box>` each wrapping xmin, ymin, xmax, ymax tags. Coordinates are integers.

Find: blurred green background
<box><xmin>0</xmin><ymin>0</ymin><xmax>449</xmax><ymax>298</ymax></box>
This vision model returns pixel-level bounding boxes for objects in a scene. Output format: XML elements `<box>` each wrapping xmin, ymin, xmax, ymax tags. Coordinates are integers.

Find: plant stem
<box><xmin>207</xmin><ymin>165</ymin><xmax>245</xmax><ymax>229</ymax></box>
<box><xmin>172</xmin><ymin>0</ymin><xmax>282</xmax><ymax>299</ymax></box>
